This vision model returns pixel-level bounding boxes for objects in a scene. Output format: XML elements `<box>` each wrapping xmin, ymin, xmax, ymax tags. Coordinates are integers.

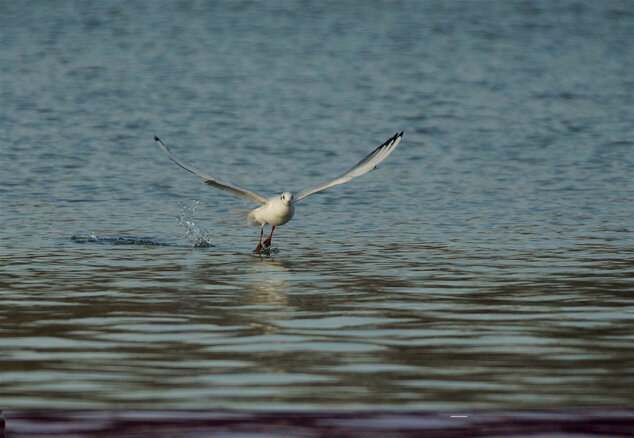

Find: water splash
<box><xmin>71</xmin><ymin>233</ymin><xmax>171</xmax><ymax>246</ymax></box>
<box><xmin>177</xmin><ymin>201</ymin><xmax>214</xmax><ymax>248</ymax></box>
<box><xmin>70</xmin><ymin>202</ymin><xmax>214</xmax><ymax>248</ymax></box>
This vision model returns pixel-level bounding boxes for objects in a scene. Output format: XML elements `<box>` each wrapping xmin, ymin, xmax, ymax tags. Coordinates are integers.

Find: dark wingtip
<box><xmin>153</xmin><ymin>136</ymin><xmax>160</xmax><ymax>141</ymax></box>
<box><xmin>399</xmin><ymin>131</ymin><xmax>404</xmax><ymax>137</ymax></box>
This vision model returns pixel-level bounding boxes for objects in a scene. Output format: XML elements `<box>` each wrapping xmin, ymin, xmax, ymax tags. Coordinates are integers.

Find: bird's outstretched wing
<box><xmin>154</xmin><ymin>136</ymin><xmax>268</xmax><ymax>204</ymax></box>
<box><xmin>294</xmin><ymin>131</ymin><xmax>403</xmax><ymax>202</ymax></box>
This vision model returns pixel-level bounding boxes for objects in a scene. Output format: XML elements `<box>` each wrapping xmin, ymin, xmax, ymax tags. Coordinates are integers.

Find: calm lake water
<box><xmin>1</xmin><ymin>0</ymin><xmax>633</xmax><ymax>409</ymax></box>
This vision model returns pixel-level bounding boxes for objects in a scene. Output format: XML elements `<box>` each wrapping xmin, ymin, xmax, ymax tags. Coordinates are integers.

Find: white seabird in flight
<box><xmin>153</xmin><ymin>131</ymin><xmax>403</xmax><ymax>252</ymax></box>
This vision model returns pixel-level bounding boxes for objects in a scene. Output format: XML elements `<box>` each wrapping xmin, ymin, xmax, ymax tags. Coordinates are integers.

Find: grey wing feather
<box><xmin>294</xmin><ymin>131</ymin><xmax>403</xmax><ymax>202</ymax></box>
<box><xmin>154</xmin><ymin>136</ymin><xmax>268</xmax><ymax>204</ymax></box>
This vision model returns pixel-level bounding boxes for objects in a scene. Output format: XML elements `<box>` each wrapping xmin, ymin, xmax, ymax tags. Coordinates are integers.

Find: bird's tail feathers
<box><xmin>247</xmin><ymin>210</ymin><xmax>260</xmax><ymax>226</ymax></box>
<box><xmin>229</xmin><ymin>209</ymin><xmax>260</xmax><ymax>226</ymax></box>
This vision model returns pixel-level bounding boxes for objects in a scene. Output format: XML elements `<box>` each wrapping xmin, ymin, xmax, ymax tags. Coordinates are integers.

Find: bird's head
<box><xmin>280</xmin><ymin>192</ymin><xmax>294</xmax><ymax>206</ymax></box>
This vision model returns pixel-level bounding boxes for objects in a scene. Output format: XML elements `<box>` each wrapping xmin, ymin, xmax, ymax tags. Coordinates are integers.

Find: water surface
<box><xmin>1</xmin><ymin>0</ymin><xmax>633</xmax><ymax>409</ymax></box>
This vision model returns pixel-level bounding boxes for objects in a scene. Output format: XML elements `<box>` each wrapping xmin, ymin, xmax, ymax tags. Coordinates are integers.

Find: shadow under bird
<box><xmin>153</xmin><ymin>132</ymin><xmax>403</xmax><ymax>252</ymax></box>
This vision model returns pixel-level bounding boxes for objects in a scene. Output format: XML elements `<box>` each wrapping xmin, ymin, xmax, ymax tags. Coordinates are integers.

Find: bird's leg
<box><xmin>262</xmin><ymin>226</ymin><xmax>275</xmax><ymax>248</ymax></box>
<box><xmin>254</xmin><ymin>225</ymin><xmax>264</xmax><ymax>252</ymax></box>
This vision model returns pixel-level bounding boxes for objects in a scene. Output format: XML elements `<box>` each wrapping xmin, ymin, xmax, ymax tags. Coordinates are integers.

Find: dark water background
<box><xmin>1</xmin><ymin>1</ymin><xmax>633</xmax><ymax>409</ymax></box>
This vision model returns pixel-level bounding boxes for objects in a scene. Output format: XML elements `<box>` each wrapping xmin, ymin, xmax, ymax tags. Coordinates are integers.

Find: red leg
<box><xmin>263</xmin><ymin>226</ymin><xmax>275</xmax><ymax>248</ymax></box>
<box><xmin>254</xmin><ymin>225</ymin><xmax>264</xmax><ymax>252</ymax></box>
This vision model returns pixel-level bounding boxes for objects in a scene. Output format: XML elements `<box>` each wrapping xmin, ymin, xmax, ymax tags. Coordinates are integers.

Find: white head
<box><xmin>280</xmin><ymin>192</ymin><xmax>294</xmax><ymax>206</ymax></box>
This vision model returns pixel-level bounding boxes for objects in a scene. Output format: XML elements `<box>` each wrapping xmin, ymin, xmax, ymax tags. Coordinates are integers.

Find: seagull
<box><xmin>153</xmin><ymin>131</ymin><xmax>403</xmax><ymax>252</ymax></box>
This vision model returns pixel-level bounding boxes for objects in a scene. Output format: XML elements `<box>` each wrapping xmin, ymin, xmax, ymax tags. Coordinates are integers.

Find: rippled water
<box><xmin>1</xmin><ymin>1</ymin><xmax>633</xmax><ymax>409</ymax></box>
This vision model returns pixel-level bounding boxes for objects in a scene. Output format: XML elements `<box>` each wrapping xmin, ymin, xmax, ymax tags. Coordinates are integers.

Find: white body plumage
<box><xmin>248</xmin><ymin>192</ymin><xmax>295</xmax><ymax>227</ymax></box>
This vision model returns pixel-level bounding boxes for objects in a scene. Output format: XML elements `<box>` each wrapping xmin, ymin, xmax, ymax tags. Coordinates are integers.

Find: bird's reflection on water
<box><xmin>188</xmin><ymin>256</ymin><xmax>294</xmax><ymax>333</ymax></box>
